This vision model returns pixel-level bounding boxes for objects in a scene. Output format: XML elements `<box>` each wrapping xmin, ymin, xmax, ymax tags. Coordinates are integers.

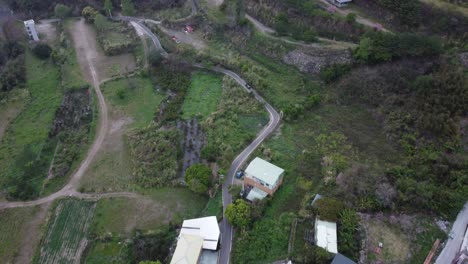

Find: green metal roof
<box><xmin>245</xmin><ymin>157</ymin><xmax>284</xmax><ymax>186</ymax></box>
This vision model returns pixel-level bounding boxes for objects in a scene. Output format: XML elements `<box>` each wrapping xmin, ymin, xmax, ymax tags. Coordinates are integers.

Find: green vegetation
<box><xmin>54</xmin><ymin>4</ymin><xmax>71</xmax><ymax>18</ymax></box>
<box><xmin>35</xmin><ymin>199</ymin><xmax>96</xmax><ymax>264</ymax></box>
<box><xmin>0</xmin><ymin>51</ymin><xmax>62</xmax><ymax>199</ymax></box>
<box><xmin>314</xmin><ymin>197</ymin><xmax>345</xmax><ymax>222</ymax></box>
<box><xmin>202</xmin><ymin>191</ymin><xmax>223</xmax><ymax>220</ymax></box>
<box><xmin>128</xmin><ymin>126</ymin><xmax>181</xmax><ymax>188</ymax></box>
<box><xmin>353</xmin><ymin>31</ymin><xmax>443</xmax><ymax>64</ymax></box>
<box><xmin>85</xmin><ymin>240</ymin><xmax>131</xmax><ymax>264</ymax></box>
<box><xmin>185</xmin><ymin>163</ymin><xmax>212</xmax><ymax>194</ymax></box>
<box><xmin>0</xmin><ymin>41</ymin><xmax>25</xmax><ymax>92</ymax></box>
<box><xmin>103</xmin><ymin>76</ymin><xmax>165</xmax><ymax>128</ymax></box>
<box><xmin>121</xmin><ymin>0</ymin><xmax>136</xmax><ymax>16</ymax></box>
<box><xmin>226</xmin><ymin>199</ymin><xmax>252</xmax><ymax>228</ymax></box>
<box><xmin>181</xmin><ymin>72</ymin><xmax>222</xmax><ymax>120</ymax></box>
<box><xmin>0</xmin><ymin>206</ymin><xmax>40</xmax><ymax>262</ymax></box>
<box><xmin>92</xmin><ymin>188</ymin><xmax>206</xmax><ymax>236</ymax></box>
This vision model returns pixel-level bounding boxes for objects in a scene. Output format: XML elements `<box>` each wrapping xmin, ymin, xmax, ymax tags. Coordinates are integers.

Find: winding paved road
<box><xmin>132</xmin><ymin>20</ymin><xmax>281</xmax><ymax>264</ymax></box>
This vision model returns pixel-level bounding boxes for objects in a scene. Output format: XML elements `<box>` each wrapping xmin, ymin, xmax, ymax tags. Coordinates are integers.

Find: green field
<box><xmin>0</xmin><ymin>51</ymin><xmax>62</xmax><ymax>190</ymax></box>
<box><xmin>181</xmin><ymin>72</ymin><xmax>223</xmax><ymax>119</ymax></box>
<box><xmin>0</xmin><ymin>206</ymin><xmax>41</xmax><ymax>262</ymax></box>
<box><xmin>91</xmin><ymin>188</ymin><xmax>207</xmax><ymax>237</ymax></box>
<box><xmin>79</xmin><ymin>76</ymin><xmax>166</xmax><ymax>193</ymax></box>
<box><xmin>201</xmin><ymin>191</ymin><xmax>223</xmax><ymax>220</ymax></box>
<box><xmin>85</xmin><ymin>240</ymin><xmax>131</xmax><ymax>264</ymax></box>
<box><xmin>102</xmin><ymin>76</ymin><xmax>166</xmax><ymax>128</ymax></box>
<box><xmin>35</xmin><ymin>199</ymin><xmax>96</xmax><ymax>264</ymax></box>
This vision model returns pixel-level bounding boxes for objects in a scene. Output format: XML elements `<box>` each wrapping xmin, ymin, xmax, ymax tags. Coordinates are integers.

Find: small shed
<box><xmin>24</xmin><ymin>19</ymin><xmax>39</xmax><ymax>41</ymax></box>
<box><xmin>314</xmin><ymin>218</ymin><xmax>338</xmax><ymax>254</ymax></box>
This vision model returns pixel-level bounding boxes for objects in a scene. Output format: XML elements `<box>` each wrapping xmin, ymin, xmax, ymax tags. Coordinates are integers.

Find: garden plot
<box><xmin>36</xmin><ymin>199</ymin><xmax>96</xmax><ymax>264</ymax></box>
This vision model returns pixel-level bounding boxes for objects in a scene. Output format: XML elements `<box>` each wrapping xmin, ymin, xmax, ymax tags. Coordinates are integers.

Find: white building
<box><xmin>314</xmin><ymin>218</ymin><xmax>338</xmax><ymax>254</ymax></box>
<box><xmin>332</xmin><ymin>0</ymin><xmax>352</xmax><ymax>7</ymax></box>
<box><xmin>171</xmin><ymin>216</ymin><xmax>220</xmax><ymax>264</ymax></box>
<box><xmin>24</xmin><ymin>19</ymin><xmax>39</xmax><ymax>41</ymax></box>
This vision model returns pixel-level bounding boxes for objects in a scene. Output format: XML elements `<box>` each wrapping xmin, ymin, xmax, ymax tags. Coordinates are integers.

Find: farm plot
<box><xmin>35</xmin><ymin>199</ymin><xmax>96</xmax><ymax>264</ymax></box>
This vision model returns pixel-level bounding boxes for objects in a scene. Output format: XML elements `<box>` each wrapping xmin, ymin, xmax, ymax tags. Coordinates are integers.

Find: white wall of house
<box><xmin>24</xmin><ymin>19</ymin><xmax>39</xmax><ymax>41</ymax></box>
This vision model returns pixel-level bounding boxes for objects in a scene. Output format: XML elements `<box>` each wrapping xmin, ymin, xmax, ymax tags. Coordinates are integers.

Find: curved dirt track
<box><xmin>0</xmin><ymin>19</ymin><xmax>109</xmax><ymax>210</ymax></box>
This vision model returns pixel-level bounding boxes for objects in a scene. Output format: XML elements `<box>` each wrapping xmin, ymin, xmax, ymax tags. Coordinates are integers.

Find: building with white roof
<box><xmin>244</xmin><ymin>157</ymin><xmax>284</xmax><ymax>201</ymax></box>
<box><xmin>314</xmin><ymin>218</ymin><xmax>338</xmax><ymax>254</ymax></box>
<box><xmin>180</xmin><ymin>216</ymin><xmax>220</xmax><ymax>250</ymax></box>
<box><xmin>170</xmin><ymin>234</ymin><xmax>204</xmax><ymax>264</ymax></box>
<box><xmin>24</xmin><ymin>19</ymin><xmax>39</xmax><ymax>41</ymax></box>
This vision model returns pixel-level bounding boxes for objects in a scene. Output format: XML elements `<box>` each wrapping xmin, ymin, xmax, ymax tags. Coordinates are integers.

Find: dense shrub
<box><xmin>121</xmin><ymin>0</ymin><xmax>136</xmax><ymax>16</ymax></box>
<box><xmin>314</xmin><ymin>197</ymin><xmax>345</xmax><ymax>222</ymax></box>
<box><xmin>226</xmin><ymin>199</ymin><xmax>252</xmax><ymax>228</ymax></box>
<box><xmin>128</xmin><ymin>125</ymin><xmax>181</xmax><ymax>187</ymax></box>
<box><xmin>320</xmin><ymin>64</ymin><xmax>351</xmax><ymax>83</ymax></box>
<box><xmin>0</xmin><ymin>55</ymin><xmax>25</xmax><ymax>91</ymax></box>
<box><xmin>378</xmin><ymin>0</ymin><xmax>422</xmax><ymax>27</ymax></box>
<box><xmin>354</xmin><ymin>31</ymin><xmax>442</xmax><ymax>64</ymax></box>
<box><xmin>82</xmin><ymin>6</ymin><xmax>99</xmax><ymax>23</ymax></box>
<box><xmin>338</xmin><ymin>209</ymin><xmax>360</xmax><ymax>260</ymax></box>
<box><xmin>54</xmin><ymin>4</ymin><xmax>71</xmax><ymax>18</ymax></box>
<box><xmin>185</xmin><ymin>164</ymin><xmax>211</xmax><ymax>194</ymax></box>
<box><xmin>32</xmin><ymin>43</ymin><xmax>52</xmax><ymax>59</ymax></box>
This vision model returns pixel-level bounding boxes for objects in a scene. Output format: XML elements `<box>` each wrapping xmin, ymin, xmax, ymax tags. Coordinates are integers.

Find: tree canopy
<box><xmin>225</xmin><ymin>199</ymin><xmax>252</xmax><ymax>228</ymax></box>
<box><xmin>185</xmin><ymin>164</ymin><xmax>211</xmax><ymax>194</ymax></box>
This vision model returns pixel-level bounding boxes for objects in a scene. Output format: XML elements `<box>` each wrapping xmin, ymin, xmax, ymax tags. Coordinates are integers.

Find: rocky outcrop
<box><xmin>283</xmin><ymin>48</ymin><xmax>352</xmax><ymax>74</ymax></box>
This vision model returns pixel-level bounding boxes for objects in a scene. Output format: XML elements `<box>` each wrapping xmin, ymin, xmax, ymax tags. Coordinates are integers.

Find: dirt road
<box><xmin>0</xmin><ymin>19</ymin><xmax>109</xmax><ymax>209</ymax></box>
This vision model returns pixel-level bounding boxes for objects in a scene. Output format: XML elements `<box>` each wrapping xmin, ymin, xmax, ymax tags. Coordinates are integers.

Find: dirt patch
<box><xmin>206</xmin><ymin>0</ymin><xmax>224</xmax><ymax>8</ymax></box>
<box><xmin>283</xmin><ymin>48</ymin><xmax>352</xmax><ymax>75</ymax></box>
<box><xmin>14</xmin><ymin>202</ymin><xmax>51</xmax><ymax>264</ymax></box>
<box><xmin>360</xmin><ymin>213</ymin><xmax>434</xmax><ymax>264</ymax></box>
<box><xmin>69</xmin><ymin>19</ymin><xmax>137</xmax><ymax>83</ymax></box>
<box><xmin>36</xmin><ymin>20</ymin><xmax>58</xmax><ymax>43</ymax></box>
<box><xmin>160</xmin><ymin>26</ymin><xmax>207</xmax><ymax>50</ymax></box>
<box><xmin>109</xmin><ymin>117</ymin><xmax>133</xmax><ymax>135</ymax></box>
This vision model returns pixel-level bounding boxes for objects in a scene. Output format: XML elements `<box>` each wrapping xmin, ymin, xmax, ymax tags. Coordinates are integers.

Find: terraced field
<box><xmin>35</xmin><ymin>199</ymin><xmax>96</xmax><ymax>264</ymax></box>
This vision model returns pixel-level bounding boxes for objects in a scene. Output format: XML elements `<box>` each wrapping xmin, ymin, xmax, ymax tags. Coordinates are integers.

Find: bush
<box><xmin>121</xmin><ymin>0</ymin><xmax>136</xmax><ymax>16</ymax></box>
<box><xmin>320</xmin><ymin>64</ymin><xmax>351</xmax><ymax>83</ymax></box>
<box><xmin>0</xmin><ymin>55</ymin><xmax>25</xmax><ymax>91</ymax></box>
<box><xmin>225</xmin><ymin>199</ymin><xmax>252</xmax><ymax>228</ymax></box>
<box><xmin>314</xmin><ymin>197</ymin><xmax>345</xmax><ymax>222</ymax></box>
<box><xmin>82</xmin><ymin>6</ymin><xmax>99</xmax><ymax>23</ymax></box>
<box><xmin>54</xmin><ymin>4</ymin><xmax>71</xmax><ymax>18</ymax></box>
<box><xmin>33</xmin><ymin>43</ymin><xmax>52</xmax><ymax>59</ymax></box>
<box><xmin>185</xmin><ymin>163</ymin><xmax>211</xmax><ymax>194</ymax></box>
<box><xmin>353</xmin><ymin>31</ymin><xmax>442</xmax><ymax>64</ymax></box>
<box><xmin>148</xmin><ymin>50</ymin><xmax>162</xmax><ymax>67</ymax></box>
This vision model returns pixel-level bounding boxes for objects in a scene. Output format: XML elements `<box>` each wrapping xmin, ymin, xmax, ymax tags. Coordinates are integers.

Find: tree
<box><xmin>94</xmin><ymin>14</ymin><xmax>110</xmax><ymax>32</ymax></box>
<box><xmin>54</xmin><ymin>4</ymin><xmax>71</xmax><ymax>18</ymax></box>
<box><xmin>121</xmin><ymin>0</ymin><xmax>136</xmax><ymax>16</ymax></box>
<box><xmin>82</xmin><ymin>6</ymin><xmax>99</xmax><ymax>23</ymax></box>
<box><xmin>139</xmin><ymin>261</ymin><xmax>162</xmax><ymax>264</ymax></box>
<box><xmin>104</xmin><ymin>0</ymin><xmax>113</xmax><ymax>17</ymax></box>
<box><xmin>0</xmin><ymin>55</ymin><xmax>25</xmax><ymax>91</ymax></box>
<box><xmin>148</xmin><ymin>50</ymin><xmax>162</xmax><ymax>67</ymax></box>
<box><xmin>185</xmin><ymin>164</ymin><xmax>211</xmax><ymax>194</ymax></box>
<box><xmin>32</xmin><ymin>43</ymin><xmax>52</xmax><ymax>59</ymax></box>
<box><xmin>225</xmin><ymin>199</ymin><xmax>251</xmax><ymax>228</ymax></box>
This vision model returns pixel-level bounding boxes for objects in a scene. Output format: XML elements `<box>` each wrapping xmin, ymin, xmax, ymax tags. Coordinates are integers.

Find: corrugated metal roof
<box><xmin>245</xmin><ymin>157</ymin><xmax>284</xmax><ymax>186</ymax></box>
<box><xmin>315</xmin><ymin>219</ymin><xmax>338</xmax><ymax>254</ymax></box>
<box><xmin>170</xmin><ymin>234</ymin><xmax>203</xmax><ymax>264</ymax></box>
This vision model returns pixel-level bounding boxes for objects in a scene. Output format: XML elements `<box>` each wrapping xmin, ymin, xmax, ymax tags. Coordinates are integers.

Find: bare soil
<box><xmin>14</xmin><ymin>202</ymin><xmax>51</xmax><ymax>264</ymax></box>
<box><xmin>178</xmin><ymin>118</ymin><xmax>206</xmax><ymax>179</ymax></box>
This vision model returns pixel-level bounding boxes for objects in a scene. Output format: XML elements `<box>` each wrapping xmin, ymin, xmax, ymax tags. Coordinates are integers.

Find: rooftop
<box><xmin>315</xmin><ymin>219</ymin><xmax>338</xmax><ymax>254</ymax></box>
<box><xmin>180</xmin><ymin>216</ymin><xmax>220</xmax><ymax>250</ymax></box>
<box><xmin>245</xmin><ymin>187</ymin><xmax>268</xmax><ymax>201</ymax></box>
<box><xmin>245</xmin><ymin>157</ymin><xmax>284</xmax><ymax>186</ymax></box>
<box><xmin>170</xmin><ymin>234</ymin><xmax>203</xmax><ymax>264</ymax></box>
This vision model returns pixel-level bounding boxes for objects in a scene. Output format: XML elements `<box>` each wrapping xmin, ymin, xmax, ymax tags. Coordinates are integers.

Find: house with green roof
<box><xmin>244</xmin><ymin>157</ymin><xmax>284</xmax><ymax>201</ymax></box>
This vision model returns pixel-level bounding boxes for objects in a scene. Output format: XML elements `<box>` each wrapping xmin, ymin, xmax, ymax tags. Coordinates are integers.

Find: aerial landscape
<box><xmin>0</xmin><ymin>0</ymin><xmax>466</xmax><ymax>263</ymax></box>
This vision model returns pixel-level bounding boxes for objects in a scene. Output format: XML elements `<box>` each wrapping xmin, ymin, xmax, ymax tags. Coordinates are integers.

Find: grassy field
<box><xmin>0</xmin><ymin>51</ymin><xmax>61</xmax><ymax>190</ymax></box>
<box><xmin>91</xmin><ymin>188</ymin><xmax>207</xmax><ymax>237</ymax></box>
<box><xmin>201</xmin><ymin>191</ymin><xmax>223</xmax><ymax>220</ymax></box>
<box><xmin>0</xmin><ymin>89</ymin><xmax>29</xmax><ymax>141</ymax></box>
<box><xmin>0</xmin><ymin>206</ymin><xmax>41</xmax><ymax>262</ymax></box>
<box><xmin>35</xmin><ymin>199</ymin><xmax>96</xmax><ymax>264</ymax></box>
<box><xmin>182</xmin><ymin>72</ymin><xmax>223</xmax><ymax>120</ymax></box>
<box><xmin>85</xmin><ymin>240</ymin><xmax>131</xmax><ymax>264</ymax></box>
<box><xmin>80</xmin><ymin>76</ymin><xmax>165</xmax><ymax>192</ymax></box>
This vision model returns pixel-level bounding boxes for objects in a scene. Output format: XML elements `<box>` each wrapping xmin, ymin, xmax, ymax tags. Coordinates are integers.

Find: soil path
<box><xmin>0</xmin><ymin>18</ymin><xmax>109</xmax><ymax>209</ymax></box>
